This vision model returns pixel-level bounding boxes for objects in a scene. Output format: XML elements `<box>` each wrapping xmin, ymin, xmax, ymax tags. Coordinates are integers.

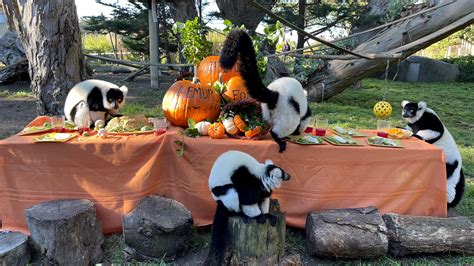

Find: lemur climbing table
<box><xmin>0</xmin><ymin>116</ymin><xmax>447</xmax><ymax>234</ymax></box>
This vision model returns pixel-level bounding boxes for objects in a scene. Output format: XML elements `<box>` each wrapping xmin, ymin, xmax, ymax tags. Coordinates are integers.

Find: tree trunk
<box><xmin>25</xmin><ymin>199</ymin><xmax>103</xmax><ymax>265</ymax></box>
<box><xmin>296</xmin><ymin>0</ymin><xmax>306</xmax><ymax>50</ymax></box>
<box><xmin>383</xmin><ymin>213</ymin><xmax>474</xmax><ymax>257</ymax></box>
<box><xmin>216</xmin><ymin>0</ymin><xmax>277</xmax><ymax>33</ymax></box>
<box><xmin>305</xmin><ymin>0</ymin><xmax>474</xmax><ymax>102</ymax></box>
<box><xmin>0</xmin><ymin>58</ymin><xmax>29</xmax><ymax>84</ymax></box>
<box><xmin>168</xmin><ymin>0</ymin><xmax>197</xmax><ymax>23</ymax></box>
<box><xmin>0</xmin><ymin>231</ymin><xmax>30</xmax><ymax>265</ymax></box>
<box><xmin>349</xmin><ymin>0</ymin><xmax>390</xmax><ymax>47</ymax></box>
<box><xmin>0</xmin><ymin>30</ymin><xmax>25</xmax><ymax>65</ymax></box>
<box><xmin>306</xmin><ymin>206</ymin><xmax>388</xmax><ymax>259</ymax></box>
<box><xmin>1</xmin><ymin>0</ymin><xmax>87</xmax><ymax>115</ymax></box>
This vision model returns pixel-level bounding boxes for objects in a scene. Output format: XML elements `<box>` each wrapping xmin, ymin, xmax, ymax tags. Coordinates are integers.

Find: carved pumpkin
<box><xmin>223</xmin><ymin>76</ymin><xmax>249</xmax><ymax>102</ymax></box>
<box><xmin>162</xmin><ymin>80</ymin><xmax>221</xmax><ymax>127</ymax></box>
<box><xmin>197</xmin><ymin>55</ymin><xmax>239</xmax><ymax>86</ymax></box>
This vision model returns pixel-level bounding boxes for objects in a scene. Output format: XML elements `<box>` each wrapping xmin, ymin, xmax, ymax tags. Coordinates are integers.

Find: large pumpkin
<box><xmin>222</xmin><ymin>76</ymin><xmax>249</xmax><ymax>102</ymax></box>
<box><xmin>197</xmin><ymin>55</ymin><xmax>239</xmax><ymax>86</ymax></box>
<box><xmin>162</xmin><ymin>80</ymin><xmax>221</xmax><ymax>127</ymax></box>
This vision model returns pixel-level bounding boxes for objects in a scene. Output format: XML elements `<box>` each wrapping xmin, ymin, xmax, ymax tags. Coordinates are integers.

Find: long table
<box><xmin>0</xmin><ymin>116</ymin><xmax>447</xmax><ymax>234</ymax></box>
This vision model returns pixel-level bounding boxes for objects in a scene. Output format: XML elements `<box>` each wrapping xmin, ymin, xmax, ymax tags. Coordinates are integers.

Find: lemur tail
<box><xmin>219</xmin><ymin>29</ymin><xmax>278</xmax><ymax>105</ymax></box>
<box><xmin>205</xmin><ymin>201</ymin><xmax>230</xmax><ymax>266</ymax></box>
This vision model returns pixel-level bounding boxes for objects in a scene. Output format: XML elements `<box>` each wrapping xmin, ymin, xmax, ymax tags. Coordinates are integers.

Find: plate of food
<box><xmin>387</xmin><ymin>128</ymin><xmax>413</xmax><ymax>139</ymax></box>
<box><xmin>332</xmin><ymin>126</ymin><xmax>366</xmax><ymax>137</ymax></box>
<box><xmin>285</xmin><ymin>134</ymin><xmax>326</xmax><ymax>145</ymax></box>
<box><xmin>367</xmin><ymin>136</ymin><xmax>404</xmax><ymax>148</ymax></box>
<box><xmin>323</xmin><ymin>135</ymin><xmax>363</xmax><ymax>146</ymax></box>
<box><xmin>19</xmin><ymin>122</ymin><xmax>53</xmax><ymax>136</ymax></box>
<box><xmin>105</xmin><ymin>115</ymin><xmax>155</xmax><ymax>135</ymax></box>
<box><xmin>33</xmin><ymin>132</ymin><xmax>77</xmax><ymax>143</ymax></box>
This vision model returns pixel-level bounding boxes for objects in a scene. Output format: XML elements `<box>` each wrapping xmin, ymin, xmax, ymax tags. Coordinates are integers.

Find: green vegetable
<box><xmin>43</xmin><ymin>122</ymin><xmax>52</xmax><ymax>128</ymax></box>
<box><xmin>141</xmin><ymin>125</ymin><xmax>153</xmax><ymax>131</ymax></box>
<box><xmin>82</xmin><ymin>132</ymin><xmax>90</xmax><ymax>137</ymax></box>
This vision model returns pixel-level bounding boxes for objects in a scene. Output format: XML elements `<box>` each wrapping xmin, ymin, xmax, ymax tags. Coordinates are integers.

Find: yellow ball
<box><xmin>373</xmin><ymin>101</ymin><xmax>392</xmax><ymax>119</ymax></box>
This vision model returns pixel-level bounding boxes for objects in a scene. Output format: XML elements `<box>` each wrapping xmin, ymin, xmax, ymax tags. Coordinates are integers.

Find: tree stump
<box><xmin>383</xmin><ymin>213</ymin><xmax>474</xmax><ymax>257</ymax></box>
<box><xmin>123</xmin><ymin>195</ymin><xmax>193</xmax><ymax>261</ymax></box>
<box><xmin>306</xmin><ymin>206</ymin><xmax>388</xmax><ymax>259</ymax></box>
<box><xmin>25</xmin><ymin>199</ymin><xmax>104</xmax><ymax>265</ymax></box>
<box><xmin>223</xmin><ymin>200</ymin><xmax>286</xmax><ymax>265</ymax></box>
<box><xmin>0</xmin><ymin>231</ymin><xmax>30</xmax><ymax>265</ymax></box>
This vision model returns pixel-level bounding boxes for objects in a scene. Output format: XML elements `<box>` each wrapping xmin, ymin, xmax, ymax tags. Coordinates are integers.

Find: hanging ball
<box><xmin>373</xmin><ymin>101</ymin><xmax>392</xmax><ymax>119</ymax></box>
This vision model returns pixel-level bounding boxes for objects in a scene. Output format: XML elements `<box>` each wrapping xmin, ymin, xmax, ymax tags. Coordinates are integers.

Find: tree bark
<box><xmin>383</xmin><ymin>213</ymin><xmax>474</xmax><ymax>257</ymax></box>
<box><xmin>306</xmin><ymin>206</ymin><xmax>388</xmax><ymax>259</ymax></box>
<box><xmin>0</xmin><ymin>231</ymin><xmax>30</xmax><ymax>265</ymax></box>
<box><xmin>216</xmin><ymin>0</ymin><xmax>277</xmax><ymax>33</ymax></box>
<box><xmin>1</xmin><ymin>0</ymin><xmax>87</xmax><ymax>115</ymax></box>
<box><xmin>0</xmin><ymin>30</ymin><xmax>25</xmax><ymax>65</ymax></box>
<box><xmin>25</xmin><ymin>199</ymin><xmax>103</xmax><ymax>265</ymax></box>
<box><xmin>305</xmin><ymin>0</ymin><xmax>474</xmax><ymax>102</ymax></box>
<box><xmin>168</xmin><ymin>0</ymin><xmax>197</xmax><ymax>23</ymax></box>
<box><xmin>296</xmin><ymin>0</ymin><xmax>306</xmax><ymax>50</ymax></box>
<box><xmin>0</xmin><ymin>58</ymin><xmax>29</xmax><ymax>84</ymax></box>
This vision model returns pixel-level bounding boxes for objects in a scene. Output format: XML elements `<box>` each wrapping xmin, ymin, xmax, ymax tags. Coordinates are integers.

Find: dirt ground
<box><xmin>0</xmin><ymin>72</ymin><xmax>173</xmax><ymax>139</ymax></box>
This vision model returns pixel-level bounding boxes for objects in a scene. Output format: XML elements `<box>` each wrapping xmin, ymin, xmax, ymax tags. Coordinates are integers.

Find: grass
<box><xmin>0</xmin><ymin>89</ymin><xmax>34</xmax><ymax>98</ymax></box>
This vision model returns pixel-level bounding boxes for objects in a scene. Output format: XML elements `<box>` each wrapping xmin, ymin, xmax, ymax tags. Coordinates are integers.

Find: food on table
<box><xmin>43</xmin><ymin>122</ymin><xmax>52</xmax><ymax>128</ymax></box>
<box><xmin>208</xmin><ymin>122</ymin><xmax>225</xmax><ymax>139</ymax></box>
<box><xmin>387</xmin><ymin>128</ymin><xmax>413</xmax><ymax>139</ymax></box>
<box><xmin>140</xmin><ymin>125</ymin><xmax>154</xmax><ymax>132</ymax></box>
<box><xmin>64</xmin><ymin>121</ymin><xmax>76</xmax><ymax>130</ymax></box>
<box><xmin>34</xmin><ymin>132</ymin><xmax>76</xmax><ymax>142</ymax></box>
<box><xmin>105</xmin><ymin>115</ymin><xmax>150</xmax><ymax>133</ymax></box>
<box><xmin>244</xmin><ymin>126</ymin><xmax>262</xmax><ymax>138</ymax></box>
<box><xmin>233</xmin><ymin>114</ymin><xmax>247</xmax><ymax>133</ymax></box>
<box><xmin>82</xmin><ymin>131</ymin><xmax>90</xmax><ymax>137</ymax></box>
<box><xmin>334</xmin><ymin>126</ymin><xmax>347</xmax><ymax>134</ymax></box>
<box><xmin>324</xmin><ymin>135</ymin><xmax>360</xmax><ymax>145</ymax></box>
<box><xmin>367</xmin><ymin>136</ymin><xmax>402</xmax><ymax>147</ymax></box>
<box><xmin>287</xmin><ymin>135</ymin><xmax>323</xmax><ymax>144</ymax></box>
<box><xmin>195</xmin><ymin>121</ymin><xmax>211</xmax><ymax>136</ymax></box>
<box><xmin>95</xmin><ymin>120</ymin><xmax>105</xmax><ymax>130</ymax></box>
<box><xmin>222</xmin><ymin>117</ymin><xmax>239</xmax><ymax>135</ymax></box>
<box><xmin>98</xmin><ymin>128</ymin><xmax>108</xmax><ymax>138</ymax></box>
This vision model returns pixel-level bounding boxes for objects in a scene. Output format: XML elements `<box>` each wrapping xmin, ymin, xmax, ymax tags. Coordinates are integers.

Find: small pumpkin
<box><xmin>233</xmin><ymin>114</ymin><xmax>247</xmax><ymax>132</ymax></box>
<box><xmin>245</xmin><ymin>126</ymin><xmax>262</xmax><ymax>138</ymax></box>
<box><xmin>98</xmin><ymin>128</ymin><xmax>108</xmax><ymax>139</ymax></box>
<box><xmin>222</xmin><ymin>76</ymin><xmax>249</xmax><ymax>102</ymax></box>
<box><xmin>195</xmin><ymin>121</ymin><xmax>211</xmax><ymax>136</ymax></box>
<box><xmin>208</xmin><ymin>122</ymin><xmax>225</xmax><ymax>139</ymax></box>
<box><xmin>222</xmin><ymin>117</ymin><xmax>239</xmax><ymax>135</ymax></box>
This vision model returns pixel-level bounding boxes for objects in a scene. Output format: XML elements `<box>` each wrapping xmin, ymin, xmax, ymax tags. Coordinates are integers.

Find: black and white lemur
<box><xmin>402</xmin><ymin>100</ymin><xmax>464</xmax><ymax>208</ymax></box>
<box><xmin>205</xmin><ymin>150</ymin><xmax>291</xmax><ymax>265</ymax></box>
<box><xmin>64</xmin><ymin>79</ymin><xmax>128</xmax><ymax>126</ymax></box>
<box><xmin>219</xmin><ymin>29</ymin><xmax>311</xmax><ymax>153</ymax></box>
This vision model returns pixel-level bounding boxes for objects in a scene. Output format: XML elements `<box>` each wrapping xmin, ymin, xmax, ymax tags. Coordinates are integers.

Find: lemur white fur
<box><xmin>219</xmin><ymin>29</ymin><xmax>311</xmax><ymax>153</ymax></box>
<box><xmin>64</xmin><ymin>79</ymin><xmax>128</xmax><ymax>125</ymax></box>
<box><xmin>402</xmin><ymin>100</ymin><xmax>464</xmax><ymax>206</ymax></box>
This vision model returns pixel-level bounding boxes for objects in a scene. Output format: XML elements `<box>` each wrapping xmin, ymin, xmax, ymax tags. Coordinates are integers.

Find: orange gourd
<box><xmin>197</xmin><ymin>55</ymin><xmax>239</xmax><ymax>86</ymax></box>
<box><xmin>162</xmin><ymin>80</ymin><xmax>220</xmax><ymax>127</ymax></box>
<box><xmin>233</xmin><ymin>115</ymin><xmax>247</xmax><ymax>132</ymax></box>
<box><xmin>223</xmin><ymin>76</ymin><xmax>249</xmax><ymax>102</ymax></box>
<box><xmin>245</xmin><ymin>126</ymin><xmax>262</xmax><ymax>138</ymax></box>
<box><xmin>208</xmin><ymin>122</ymin><xmax>225</xmax><ymax>139</ymax></box>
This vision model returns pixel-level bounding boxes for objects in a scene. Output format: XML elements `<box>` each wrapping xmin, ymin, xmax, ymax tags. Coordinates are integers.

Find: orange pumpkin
<box><xmin>245</xmin><ymin>126</ymin><xmax>262</xmax><ymax>138</ymax></box>
<box><xmin>197</xmin><ymin>55</ymin><xmax>239</xmax><ymax>86</ymax></box>
<box><xmin>223</xmin><ymin>76</ymin><xmax>249</xmax><ymax>102</ymax></box>
<box><xmin>208</xmin><ymin>122</ymin><xmax>225</xmax><ymax>139</ymax></box>
<box><xmin>233</xmin><ymin>114</ymin><xmax>247</xmax><ymax>132</ymax></box>
<box><xmin>162</xmin><ymin>80</ymin><xmax>221</xmax><ymax>127</ymax></box>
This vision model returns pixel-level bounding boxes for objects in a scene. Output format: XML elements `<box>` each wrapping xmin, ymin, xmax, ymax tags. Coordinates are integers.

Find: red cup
<box><xmin>377</xmin><ymin>131</ymin><xmax>389</xmax><ymax>138</ymax></box>
<box><xmin>314</xmin><ymin>128</ymin><xmax>326</xmax><ymax>136</ymax></box>
<box><xmin>154</xmin><ymin>129</ymin><xmax>166</xmax><ymax>136</ymax></box>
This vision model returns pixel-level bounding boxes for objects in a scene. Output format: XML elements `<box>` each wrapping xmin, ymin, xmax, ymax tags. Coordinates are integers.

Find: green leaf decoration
<box><xmin>187</xmin><ymin>118</ymin><xmax>196</xmax><ymax>129</ymax></box>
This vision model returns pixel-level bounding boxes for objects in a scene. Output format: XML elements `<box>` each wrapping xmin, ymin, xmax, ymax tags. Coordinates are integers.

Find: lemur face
<box><xmin>401</xmin><ymin>100</ymin><xmax>426</xmax><ymax>119</ymax></box>
<box><xmin>104</xmin><ymin>86</ymin><xmax>128</xmax><ymax>110</ymax></box>
<box><xmin>265</xmin><ymin>164</ymin><xmax>291</xmax><ymax>181</ymax></box>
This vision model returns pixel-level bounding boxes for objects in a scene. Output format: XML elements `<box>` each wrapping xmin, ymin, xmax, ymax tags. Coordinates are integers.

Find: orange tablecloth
<box><xmin>0</xmin><ymin>116</ymin><xmax>447</xmax><ymax>234</ymax></box>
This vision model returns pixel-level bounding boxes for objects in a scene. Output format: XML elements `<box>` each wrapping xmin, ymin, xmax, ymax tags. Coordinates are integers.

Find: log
<box><xmin>0</xmin><ymin>231</ymin><xmax>30</xmax><ymax>265</ymax></box>
<box><xmin>0</xmin><ymin>59</ymin><xmax>29</xmax><ymax>85</ymax></box>
<box><xmin>306</xmin><ymin>206</ymin><xmax>388</xmax><ymax>259</ymax></box>
<box><xmin>123</xmin><ymin>195</ymin><xmax>193</xmax><ymax>261</ymax></box>
<box><xmin>25</xmin><ymin>199</ymin><xmax>104</xmax><ymax>265</ymax></box>
<box><xmin>223</xmin><ymin>202</ymin><xmax>286</xmax><ymax>265</ymax></box>
<box><xmin>383</xmin><ymin>213</ymin><xmax>474</xmax><ymax>257</ymax></box>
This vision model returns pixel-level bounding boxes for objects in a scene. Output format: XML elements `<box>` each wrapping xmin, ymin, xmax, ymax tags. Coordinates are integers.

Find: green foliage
<box><xmin>0</xmin><ymin>90</ymin><xmax>34</xmax><ymax>98</ymax></box>
<box><xmin>386</xmin><ymin>0</ymin><xmax>419</xmax><ymax>20</ymax></box>
<box><xmin>441</xmin><ymin>56</ymin><xmax>474</xmax><ymax>82</ymax></box>
<box><xmin>418</xmin><ymin>25</ymin><xmax>473</xmax><ymax>59</ymax></box>
<box><xmin>82</xmin><ymin>34</ymin><xmax>114</xmax><ymax>54</ymax></box>
<box><xmin>173</xmin><ymin>18</ymin><xmax>213</xmax><ymax>66</ymax></box>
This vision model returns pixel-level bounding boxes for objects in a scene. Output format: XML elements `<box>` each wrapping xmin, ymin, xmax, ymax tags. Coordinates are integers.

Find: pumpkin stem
<box><xmin>192</xmin><ymin>65</ymin><xmax>200</xmax><ymax>84</ymax></box>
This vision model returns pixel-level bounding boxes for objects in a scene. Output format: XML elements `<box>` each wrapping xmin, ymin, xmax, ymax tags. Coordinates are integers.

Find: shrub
<box><xmin>82</xmin><ymin>34</ymin><xmax>114</xmax><ymax>54</ymax></box>
<box><xmin>441</xmin><ymin>56</ymin><xmax>474</xmax><ymax>82</ymax></box>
